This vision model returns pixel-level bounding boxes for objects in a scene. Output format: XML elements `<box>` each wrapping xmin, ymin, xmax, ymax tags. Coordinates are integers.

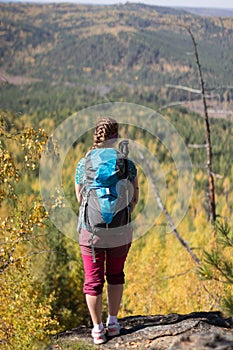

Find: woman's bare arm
<box><xmin>130</xmin><ymin>176</ymin><xmax>139</xmax><ymax>213</ymax></box>
<box><xmin>75</xmin><ymin>183</ymin><xmax>82</xmax><ymax>203</ymax></box>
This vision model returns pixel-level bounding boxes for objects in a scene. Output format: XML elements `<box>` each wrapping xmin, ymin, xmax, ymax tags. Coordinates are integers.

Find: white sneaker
<box><xmin>91</xmin><ymin>328</ymin><xmax>107</xmax><ymax>345</ymax></box>
<box><xmin>107</xmin><ymin>322</ymin><xmax>121</xmax><ymax>337</ymax></box>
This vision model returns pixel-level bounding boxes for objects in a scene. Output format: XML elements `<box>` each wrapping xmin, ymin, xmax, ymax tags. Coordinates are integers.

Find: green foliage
<box><xmin>216</xmin><ymin>220</ymin><xmax>233</xmax><ymax>248</ymax></box>
<box><xmin>221</xmin><ymin>293</ymin><xmax>233</xmax><ymax>315</ymax></box>
<box><xmin>0</xmin><ymin>112</ymin><xmax>59</xmax><ymax>349</ymax></box>
<box><xmin>0</xmin><ymin>111</ymin><xmax>92</xmax><ymax>348</ymax></box>
<box><xmin>0</xmin><ymin>112</ymin><xmax>49</xmax><ymax>273</ymax></box>
<box><xmin>0</xmin><ymin>2</ymin><xmax>233</xmax><ymax>116</ymax></box>
<box><xmin>198</xmin><ymin>220</ymin><xmax>233</xmax><ymax>315</ymax></box>
<box><xmin>39</xmin><ymin>227</ymin><xmax>89</xmax><ymax>330</ymax></box>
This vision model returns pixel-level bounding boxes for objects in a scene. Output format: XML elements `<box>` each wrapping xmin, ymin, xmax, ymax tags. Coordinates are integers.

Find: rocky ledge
<box><xmin>56</xmin><ymin>311</ymin><xmax>233</xmax><ymax>349</ymax></box>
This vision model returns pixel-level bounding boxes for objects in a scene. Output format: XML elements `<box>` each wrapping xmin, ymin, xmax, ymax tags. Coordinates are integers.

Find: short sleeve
<box><xmin>127</xmin><ymin>159</ymin><xmax>137</xmax><ymax>181</ymax></box>
<box><xmin>75</xmin><ymin>158</ymin><xmax>86</xmax><ymax>184</ymax></box>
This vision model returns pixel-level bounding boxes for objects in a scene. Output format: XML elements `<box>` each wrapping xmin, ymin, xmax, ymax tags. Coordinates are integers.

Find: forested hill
<box><xmin>0</xmin><ymin>2</ymin><xmax>233</xmax><ymax>115</ymax></box>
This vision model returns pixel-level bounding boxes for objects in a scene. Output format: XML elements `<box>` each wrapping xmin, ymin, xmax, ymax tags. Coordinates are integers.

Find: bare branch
<box><xmin>135</xmin><ymin>144</ymin><xmax>200</xmax><ymax>265</ymax></box>
<box><xmin>158</xmin><ymin>101</ymin><xmax>187</xmax><ymax>111</ymax></box>
<box><xmin>178</xmin><ymin>24</ymin><xmax>216</xmax><ymax>223</ymax></box>
<box><xmin>166</xmin><ymin>84</ymin><xmax>201</xmax><ymax>94</ymax></box>
<box><xmin>165</xmin><ymin>84</ymin><xmax>215</xmax><ymax>99</ymax></box>
<box><xmin>161</xmin><ymin>268</ymin><xmax>195</xmax><ymax>280</ymax></box>
<box><xmin>212</xmin><ymin>172</ymin><xmax>223</xmax><ymax>179</ymax></box>
<box><xmin>188</xmin><ymin>144</ymin><xmax>207</xmax><ymax>148</ymax></box>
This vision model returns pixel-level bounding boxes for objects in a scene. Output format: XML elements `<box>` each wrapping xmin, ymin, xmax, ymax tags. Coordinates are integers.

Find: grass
<box><xmin>49</xmin><ymin>337</ymin><xmax>97</xmax><ymax>350</ymax></box>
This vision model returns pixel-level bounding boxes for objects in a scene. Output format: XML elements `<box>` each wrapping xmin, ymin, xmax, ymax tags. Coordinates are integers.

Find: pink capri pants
<box><xmin>80</xmin><ymin>243</ymin><xmax>131</xmax><ymax>296</ymax></box>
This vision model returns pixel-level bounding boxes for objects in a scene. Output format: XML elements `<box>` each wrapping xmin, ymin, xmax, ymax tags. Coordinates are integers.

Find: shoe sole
<box><xmin>93</xmin><ymin>337</ymin><xmax>106</xmax><ymax>345</ymax></box>
<box><xmin>92</xmin><ymin>331</ymin><xmax>107</xmax><ymax>344</ymax></box>
<box><xmin>107</xmin><ymin>329</ymin><xmax>120</xmax><ymax>337</ymax></box>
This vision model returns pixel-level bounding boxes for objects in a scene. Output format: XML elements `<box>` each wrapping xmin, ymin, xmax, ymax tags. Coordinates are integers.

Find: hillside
<box><xmin>1</xmin><ymin>4</ymin><xmax>233</xmax><ymax>349</ymax></box>
<box><xmin>0</xmin><ymin>2</ymin><xmax>233</xmax><ymax>116</ymax></box>
<box><xmin>181</xmin><ymin>7</ymin><xmax>233</xmax><ymax>17</ymax></box>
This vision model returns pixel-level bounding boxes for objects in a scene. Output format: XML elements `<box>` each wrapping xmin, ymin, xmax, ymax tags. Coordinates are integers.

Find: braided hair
<box><xmin>93</xmin><ymin>117</ymin><xmax>118</xmax><ymax>148</ymax></box>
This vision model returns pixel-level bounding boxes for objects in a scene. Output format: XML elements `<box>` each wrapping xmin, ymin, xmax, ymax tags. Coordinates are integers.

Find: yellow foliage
<box><xmin>121</xmin><ymin>216</ymin><xmax>225</xmax><ymax>317</ymax></box>
<box><xmin>1</xmin><ymin>108</ymin><xmax>233</xmax><ymax>342</ymax></box>
<box><xmin>0</xmin><ymin>260</ymin><xmax>59</xmax><ymax>349</ymax></box>
<box><xmin>195</xmin><ymin>170</ymin><xmax>204</xmax><ymax>182</ymax></box>
<box><xmin>221</xmin><ymin>203</ymin><xmax>231</xmax><ymax>218</ymax></box>
<box><xmin>193</xmin><ymin>210</ymin><xmax>209</xmax><ymax>232</ymax></box>
<box><xmin>0</xmin><ymin>113</ymin><xmax>60</xmax><ymax>348</ymax></box>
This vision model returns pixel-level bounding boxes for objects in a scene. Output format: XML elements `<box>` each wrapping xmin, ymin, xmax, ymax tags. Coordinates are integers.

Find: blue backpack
<box><xmin>82</xmin><ymin>144</ymin><xmax>132</xmax><ymax>233</ymax></box>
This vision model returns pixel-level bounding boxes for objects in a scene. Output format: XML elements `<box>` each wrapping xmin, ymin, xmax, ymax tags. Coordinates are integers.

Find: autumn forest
<box><xmin>0</xmin><ymin>3</ymin><xmax>233</xmax><ymax>349</ymax></box>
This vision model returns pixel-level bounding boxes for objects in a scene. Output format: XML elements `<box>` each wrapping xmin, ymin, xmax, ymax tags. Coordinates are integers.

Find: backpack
<box><xmin>82</xmin><ymin>147</ymin><xmax>132</xmax><ymax>234</ymax></box>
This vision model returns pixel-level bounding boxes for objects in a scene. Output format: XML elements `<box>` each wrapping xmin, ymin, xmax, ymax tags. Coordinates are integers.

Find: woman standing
<box><xmin>75</xmin><ymin>117</ymin><xmax>138</xmax><ymax>345</ymax></box>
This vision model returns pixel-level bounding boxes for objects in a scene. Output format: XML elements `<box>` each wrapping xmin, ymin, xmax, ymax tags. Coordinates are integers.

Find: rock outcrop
<box><xmin>56</xmin><ymin>311</ymin><xmax>233</xmax><ymax>349</ymax></box>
